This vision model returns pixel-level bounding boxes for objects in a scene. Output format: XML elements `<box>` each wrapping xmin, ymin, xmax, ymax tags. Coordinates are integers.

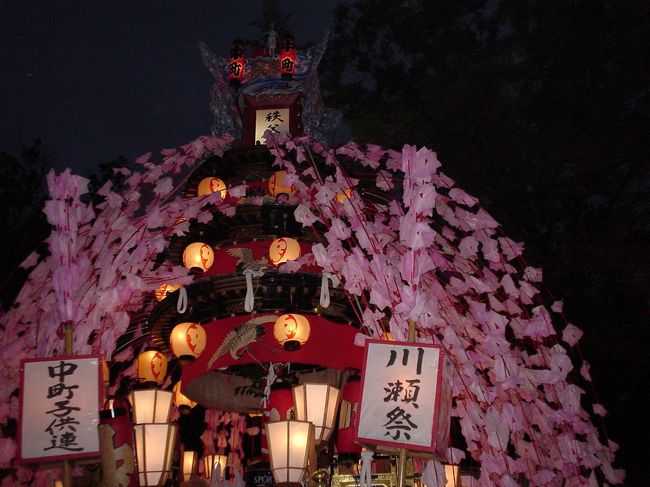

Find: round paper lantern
<box><xmin>273</xmin><ymin>314</ymin><xmax>310</xmax><ymax>351</ymax></box>
<box><xmin>197</xmin><ymin>177</ymin><xmax>227</xmax><ymax>199</ymax></box>
<box><xmin>269</xmin><ymin>237</ymin><xmax>301</xmax><ymax>265</ymax></box>
<box><xmin>136</xmin><ymin>349</ymin><xmax>168</xmax><ymax>385</ymax></box>
<box><xmin>183</xmin><ymin>242</ymin><xmax>214</xmax><ymax>273</ymax></box>
<box><xmin>336</xmin><ymin>188</ymin><xmax>353</xmax><ymax>203</ymax></box>
<box><xmin>268</xmin><ymin>170</ymin><xmax>296</xmax><ymax>198</ymax></box>
<box><xmin>170</xmin><ymin>322</ymin><xmax>207</xmax><ymax>364</ymax></box>
<box><xmin>173</xmin><ymin>381</ymin><xmax>197</xmax><ymax>414</ymax></box>
<box><xmin>154</xmin><ymin>283</ymin><xmax>181</xmax><ymax>301</ymax></box>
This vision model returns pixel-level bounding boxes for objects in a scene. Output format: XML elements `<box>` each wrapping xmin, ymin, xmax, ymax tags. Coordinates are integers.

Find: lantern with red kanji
<box><xmin>273</xmin><ymin>313</ymin><xmax>310</xmax><ymax>351</ymax></box>
<box><xmin>170</xmin><ymin>321</ymin><xmax>207</xmax><ymax>364</ymax></box>
<box><xmin>269</xmin><ymin>237</ymin><xmax>301</xmax><ymax>265</ymax></box>
<box><xmin>136</xmin><ymin>348</ymin><xmax>168</xmax><ymax>385</ymax></box>
<box><xmin>267</xmin><ymin>382</ymin><xmax>296</xmax><ymax>422</ymax></box>
<box><xmin>279</xmin><ymin>36</ymin><xmax>296</xmax><ymax>80</ymax></box>
<box><xmin>268</xmin><ymin>170</ymin><xmax>296</xmax><ymax>199</ymax></box>
<box><xmin>228</xmin><ymin>40</ymin><xmax>245</xmax><ymax>86</ymax></box>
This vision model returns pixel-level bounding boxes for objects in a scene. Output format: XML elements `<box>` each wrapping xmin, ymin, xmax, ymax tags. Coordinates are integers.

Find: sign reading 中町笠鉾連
<box><xmin>355</xmin><ymin>340</ymin><xmax>450</xmax><ymax>454</ymax></box>
<box><xmin>19</xmin><ymin>355</ymin><xmax>102</xmax><ymax>462</ymax></box>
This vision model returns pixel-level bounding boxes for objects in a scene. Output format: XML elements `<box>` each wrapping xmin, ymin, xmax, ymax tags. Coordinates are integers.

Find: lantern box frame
<box><xmin>18</xmin><ymin>354</ymin><xmax>103</xmax><ymax>463</ymax></box>
<box><xmin>242</xmin><ymin>93</ymin><xmax>303</xmax><ymax>146</ymax></box>
<box><xmin>354</xmin><ymin>340</ymin><xmax>450</xmax><ymax>455</ymax></box>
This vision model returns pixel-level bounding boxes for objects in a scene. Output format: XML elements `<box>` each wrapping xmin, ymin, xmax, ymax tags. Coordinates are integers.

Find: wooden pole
<box><xmin>396</xmin><ymin>321</ymin><xmax>417</xmax><ymax>487</ymax></box>
<box><xmin>62</xmin><ymin>324</ymin><xmax>73</xmax><ymax>487</ymax></box>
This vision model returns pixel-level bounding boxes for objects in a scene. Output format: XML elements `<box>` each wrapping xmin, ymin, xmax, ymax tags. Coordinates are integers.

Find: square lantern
<box><xmin>266</xmin><ymin>420</ymin><xmax>315</xmax><ymax>487</ymax></box>
<box><xmin>292</xmin><ymin>384</ymin><xmax>340</xmax><ymax>443</ymax></box>
<box><xmin>182</xmin><ymin>450</ymin><xmax>199</xmax><ymax>481</ymax></box>
<box><xmin>203</xmin><ymin>453</ymin><xmax>228</xmax><ymax>480</ymax></box>
<box><xmin>129</xmin><ymin>389</ymin><xmax>174</xmax><ymax>424</ymax></box>
<box><xmin>133</xmin><ymin>423</ymin><xmax>178</xmax><ymax>486</ymax></box>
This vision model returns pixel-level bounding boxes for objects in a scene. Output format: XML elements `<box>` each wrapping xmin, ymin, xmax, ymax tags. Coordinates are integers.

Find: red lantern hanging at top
<box><xmin>228</xmin><ymin>40</ymin><xmax>245</xmax><ymax>86</ymax></box>
<box><xmin>279</xmin><ymin>36</ymin><xmax>296</xmax><ymax>80</ymax></box>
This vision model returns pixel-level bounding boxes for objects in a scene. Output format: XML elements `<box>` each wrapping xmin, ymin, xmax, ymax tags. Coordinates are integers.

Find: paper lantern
<box><xmin>136</xmin><ymin>349</ymin><xmax>168</xmax><ymax>385</ymax></box>
<box><xmin>134</xmin><ymin>423</ymin><xmax>178</xmax><ymax>486</ymax></box>
<box><xmin>444</xmin><ymin>464</ymin><xmax>460</xmax><ymax>487</ymax></box>
<box><xmin>197</xmin><ymin>177</ymin><xmax>227</xmax><ymax>199</ymax></box>
<box><xmin>336</xmin><ymin>375</ymin><xmax>362</xmax><ymax>455</ymax></box>
<box><xmin>268</xmin><ymin>170</ymin><xmax>296</xmax><ymax>198</ymax></box>
<box><xmin>182</xmin><ymin>450</ymin><xmax>199</xmax><ymax>481</ymax></box>
<box><xmin>269</xmin><ymin>237</ymin><xmax>301</xmax><ymax>265</ymax></box>
<box><xmin>292</xmin><ymin>383</ymin><xmax>340</xmax><ymax>443</ymax></box>
<box><xmin>336</xmin><ymin>188</ymin><xmax>353</xmax><ymax>203</ymax></box>
<box><xmin>154</xmin><ymin>283</ymin><xmax>181</xmax><ymax>301</ymax></box>
<box><xmin>99</xmin><ymin>397</ymin><xmax>138</xmax><ymax>487</ymax></box>
<box><xmin>273</xmin><ymin>314</ymin><xmax>310</xmax><ymax>351</ymax></box>
<box><xmin>267</xmin><ymin>383</ymin><xmax>296</xmax><ymax>421</ymax></box>
<box><xmin>228</xmin><ymin>40</ymin><xmax>245</xmax><ymax>85</ymax></box>
<box><xmin>183</xmin><ymin>242</ymin><xmax>214</xmax><ymax>273</ymax></box>
<box><xmin>203</xmin><ymin>454</ymin><xmax>228</xmax><ymax>480</ymax></box>
<box><xmin>266</xmin><ymin>420</ymin><xmax>314</xmax><ymax>486</ymax></box>
<box><xmin>279</xmin><ymin>36</ymin><xmax>296</xmax><ymax>79</ymax></box>
<box><xmin>170</xmin><ymin>321</ymin><xmax>207</xmax><ymax>364</ymax></box>
<box><xmin>173</xmin><ymin>381</ymin><xmax>197</xmax><ymax>413</ymax></box>
<box><xmin>129</xmin><ymin>389</ymin><xmax>174</xmax><ymax>424</ymax></box>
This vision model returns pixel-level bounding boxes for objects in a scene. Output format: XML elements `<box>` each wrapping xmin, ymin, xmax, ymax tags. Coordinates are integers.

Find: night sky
<box><xmin>0</xmin><ymin>0</ymin><xmax>340</xmax><ymax>175</ymax></box>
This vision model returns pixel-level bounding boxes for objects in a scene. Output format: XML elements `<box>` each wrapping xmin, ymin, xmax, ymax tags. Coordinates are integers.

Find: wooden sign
<box><xmin>19</xmin><ymin>355</ymin><xmax>102</xmax><ymax>462</ymax></box>
<box><xmin>356</xmin><ymin>340</ymin><xmax>450</xmax><ymax>454</ymax></box>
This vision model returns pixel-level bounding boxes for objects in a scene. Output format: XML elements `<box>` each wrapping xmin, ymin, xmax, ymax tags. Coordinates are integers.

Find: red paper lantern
<box><xmin>279</xmin><ymin>37</ymin><xmax>296</xmax><ymax>79</ymax></box>
<box><xmin>98</xmin><ymin>397</ymin><xmax>138</xmax><ymax>487</ymax></box>
<box><xmin>228</xmin><ymin>40</ymin><xmax>245</xmax><ymax>86</ymax></box>
<box><xmin>267</xmin><ymin>383</ymin><xmax>296</xmax><ymax>421</ymax></box>
<box><xmin>336</xmin><ymin>375</ymin><xmax>362</xmax><ymax>456</ymax></box>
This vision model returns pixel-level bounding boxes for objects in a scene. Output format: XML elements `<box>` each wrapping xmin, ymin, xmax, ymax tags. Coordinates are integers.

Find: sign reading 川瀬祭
<box><xmin>355</xmin><ymin>340</ymin><xmax>451</xmax><ymax>454</ymax></box>
<box><xmin>19</xmin><ymin>355</ymin><xmax>102</xmax><ymax>462</ymax></box>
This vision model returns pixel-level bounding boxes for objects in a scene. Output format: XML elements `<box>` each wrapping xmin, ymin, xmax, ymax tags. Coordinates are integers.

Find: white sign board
<box><xmin>356</xmin><ymin>340</ymin><xmax>446</xmax><ymax>452</ymax></box>
<box><xmin>255</xmin><ymin>108</ymin><xmax>291</xmax><ymax>144</ymax></box>
<box><xmin>19</xmin><ymin>355</ymin><xmax>101</xmax><ymax>462</ymax></box>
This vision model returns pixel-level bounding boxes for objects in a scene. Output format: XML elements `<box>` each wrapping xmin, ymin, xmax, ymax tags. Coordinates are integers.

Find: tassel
<box><xmin>243</xmin><ymin>269</ymin><xmax>265</xmax><ymax>312</ymax></box>
<box><xmin>177</xmin><ymin>286</ymin><xmax>188</xmax><ymax>314</ymax></box>
<box><xmin>320</xmin><ymin>272</ymin><xmax>340</xmax><ymax>308</ymax></box>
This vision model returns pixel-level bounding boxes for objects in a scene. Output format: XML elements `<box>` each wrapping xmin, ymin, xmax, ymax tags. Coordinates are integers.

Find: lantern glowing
<box><xmin>269</xmin><ymin>237</ymin><xmax>301</xmax><ymax>265</ymax></box>
<box><xmin>129</xmin><ymin>389</ymin><xmax>174</xmax><ymax>424</ymax></box>
<box><xmin>182</xmin><ymin>450</ymin><xmax>199</xmax><ymax>481</ymax></box>
<box><xmin>266</xmin><ymin>420</ymin><xmax>314</xmax><ymax>486</ymax></box>
<box><xmin>273</xmin><ymin>314</ymin><xmax>310</xmax><ymax>350</ymax></box>
<box><xmin>136</xmin><ymin>349</ymin><xmax>168</xmax><ymax>385</ymax></box>
<box><xmin>197</xmin><ymin>177</ymin><xmax>227</xmax><ymax>199</ymax></box>
<box><xmin>292</xmin><ymin>383</ymin><xmax>341</xmax><ymax>443</ymax></box>
<box><xmin>154</xmin><ymin>283</ymin><xmax>181</xmax><ymax>301</ymax></box>
<box><xmin>336</xmin><ymin>188</ymin><xmax>354</xmax><ymax>203</ymax></box>
<box><xmin>170</xmin><ymin>321</ymin><xmax>207</xmax><ymax>364</ymax></box>
<box><xmin>133</xmin><ymin>423</ymin><xmax>178</xmax><ymax>486</ymax></box>
<box><xmin>279</xmin><ymin>36</ymin><xmax>296</xmax><ymax>79</ymax></box>
<box><xmin>443</xmin><ymin>464</ymin><xmax>460</xmax><ymax>487</ymax></box>
<box><xmin>203</xmin><ymin>454</ymin><xmax>228</xmax><ymax>480</ymax></box>
<box><xmin>173</xmin><ymin>381</ymin><xmax>197</xmax><ymax>413</ymax></box>
<box><xmin>183</xmin><ymin>242</ymin><xmax>214</xmax><ymax>273</ymax></box>
<box><xmin>228</xmin><ymin>40</ymin><xmax>245</xmax><ymax>85</ymax></box>
<box><xmin>268</xmin><ymin>170</ymin><xmax>296</xmax><ymax>198</ymax></box>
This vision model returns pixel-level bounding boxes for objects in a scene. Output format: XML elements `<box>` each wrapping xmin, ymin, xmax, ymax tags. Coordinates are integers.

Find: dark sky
<box><xmin>0</xmin><ymin>0</ymin><xmax>340</xmax><ymax>175</ymax></box>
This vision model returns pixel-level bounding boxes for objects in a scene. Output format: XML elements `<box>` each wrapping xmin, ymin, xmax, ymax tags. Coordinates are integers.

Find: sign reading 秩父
<box><xmin>19</xmin><ymin>355</ymin><xmax>102</xmax><ymax>462</ymax></box>
<box><xmin>355</xmin><ymin>340</ymin><xmax>450</xmax><ymax>453</ymax></box>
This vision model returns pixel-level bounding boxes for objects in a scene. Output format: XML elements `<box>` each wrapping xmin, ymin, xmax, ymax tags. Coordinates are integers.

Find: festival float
<box><xmin>0</xmin><ymin>26</ymin><xmax>623</xmax><ymax>487</ymax></box>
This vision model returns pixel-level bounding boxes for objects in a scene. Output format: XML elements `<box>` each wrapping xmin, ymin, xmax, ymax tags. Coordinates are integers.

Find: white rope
<box><xmin>243</xmin><ymin>269</ymin><xmax>265</xmax><ymax>312</ymax></box>
<box><xmin>176</xmin><ymin>286</ymin><xmax>188</xmax><ymax>314</ymax></box>
<box><xmin>319</xmin><ymin>272</ymin><xmax>340</xmax><ymax>308</ymax></box>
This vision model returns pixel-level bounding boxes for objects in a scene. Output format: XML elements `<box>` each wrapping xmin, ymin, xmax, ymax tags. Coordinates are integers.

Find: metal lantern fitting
<box><xmin>154</xmin><ymin>282</ymin><xmax>181</xmax><ymax>301</ymax></box>
<box><xmin>133</xmin><ymin>422</ymin><xmax>178</xmax><ymax>486</ymax></box>
<box><xmin>273</xmin><ymin>314</ymin><xmax>310</xmax><ymax>351</ymax></box>
<box><xmin>173</xmin><ymin>381</ymin><xmax>197</xmax><ymax>414</ymax></box>
<box><xmin>292</xmin><ymin>384</ymin><xmax>341</xmax><ymax>443</ymax></box>
<box><xmin>182</xmin><ymin>450</ymin><xmax>199</xmax><ymax>482</ymax></box>
<box><xmin>170</xmin><ymin>321</ymin><xmax>207</xmax><ymax>364</ymax></box>
<box><xmin>268</xmin><ymin>170</ymin><xmax>296</xmax><ymax>198</ymax></box>
<box><xmin>269</xmin><ymin>237</ymin><xmax>301</xmax><ymax>265</ymax></box>
<box><xmin>129</xmin><ymin>389</ymin><xmax>174</xmax><ymax>424</ymax></box>
<box><xmin>136</xmin><ymin>349</ymin><xmax>168</xmax><ymax>385</ymax></box>
<box><xmin>279</xmin><ymin>36</ymin><xmax>296</xmax><ymax>79</ymax></box>
<box><xmin>228</xmin><ymin>40</ymin><xmax>245</xmax><ymax>86</ymax></box>
<box><xmin>203</xmin><ymin>454</ymin><xmax>228</xmax><ymax>480</ymax></box>
<box><xmin>197</xmin><ymin>177</ymin><xmax>227</xmax><ymax>199</ymax></box>
<box><xmin>266</xmin><ymin>420</ymin><xmax>315</xmax><ymax>486</ymax></box>
<box><xmin>183</xmin><ymin>242</ymin><xmax>214</xmax><ymax>273</ymax></box>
